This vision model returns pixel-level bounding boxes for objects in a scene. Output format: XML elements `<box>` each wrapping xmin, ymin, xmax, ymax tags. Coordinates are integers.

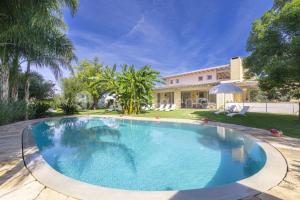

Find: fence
<box><xmin>226</xmin><ymin>102</ymin><xmax>299</xmax><ymax>115</ymax></box>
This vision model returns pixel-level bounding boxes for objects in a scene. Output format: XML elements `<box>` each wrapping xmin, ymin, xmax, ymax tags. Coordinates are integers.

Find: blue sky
<box><xmin>36</xmin><ymin>0</ymin><xmax>273</xmax><ymax>88</ymax></box>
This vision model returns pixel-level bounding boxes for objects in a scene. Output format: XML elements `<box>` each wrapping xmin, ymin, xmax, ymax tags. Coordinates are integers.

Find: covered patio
<box><xmin>153</xmin><ymin>81</ymin><xmax>256</xmax><ymax>109</ymax></box>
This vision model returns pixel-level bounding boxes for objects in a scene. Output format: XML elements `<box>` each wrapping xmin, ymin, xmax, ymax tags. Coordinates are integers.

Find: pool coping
<box><xmin>22</xmin><ymin>115</ymin><xmax>288</xmax><ymax>200</ymax></box>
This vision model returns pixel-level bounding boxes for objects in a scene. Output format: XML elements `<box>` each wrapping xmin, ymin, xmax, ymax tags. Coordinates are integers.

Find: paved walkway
<box><xmin>0</xmin><ymin>119</ymin><xmax>77</xmax><ymax>200</ymax></box>
<box><xmin>0</xmin><ymin>117</ymin><xmax>300</xmax><ymax>200</ymax></box>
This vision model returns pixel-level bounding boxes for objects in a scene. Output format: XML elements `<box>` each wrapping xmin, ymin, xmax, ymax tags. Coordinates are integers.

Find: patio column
<box><xmin>174</xmin><ymin>90</ymin><xmax>181</xmax><ymax>108</ymax></box>
<box><xmin>152</xmin><ymin>92</ymin><xmax>157</xmax><ymax>106</ymax></box>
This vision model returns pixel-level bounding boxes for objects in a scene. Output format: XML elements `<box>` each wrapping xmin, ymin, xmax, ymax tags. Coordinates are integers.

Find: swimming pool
<box><xmin>31</xmin><ymin>117</ymin><xmax>266</xmax><ymax>191</ymax></box>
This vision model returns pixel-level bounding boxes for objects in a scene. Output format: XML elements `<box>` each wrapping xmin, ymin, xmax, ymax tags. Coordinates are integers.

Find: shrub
<box><xmin>29</xmin><ymin>100</ymin><xmax>51</xmax><ymax>118</ymax></box>
<box><xmin>50</xmin><ymin>95</ymin><xmax>63</xmax><ymax>110</ymax></box>
<box><xmin>0</xmin><ymin>100</ymin><xmax>54</xmax><ymax>125</ymax></box>
<box><xmin>0</xmin><ymin>101</ymin><xmax>27</xmax><ymax>125</ymax></box>
<box><xmin>60</xmin><ymin>101</ymin><xmax>78</xmax><ymax>114</ymax></box>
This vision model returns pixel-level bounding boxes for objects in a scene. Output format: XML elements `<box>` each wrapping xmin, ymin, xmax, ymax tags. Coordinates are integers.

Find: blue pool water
<box><xmin>31</xmin><ymin>117</ymin><xmax>266</xmax><ymax>191</ymax></box>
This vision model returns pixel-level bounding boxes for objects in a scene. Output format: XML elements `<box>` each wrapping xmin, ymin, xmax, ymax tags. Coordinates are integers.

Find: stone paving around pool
<box><xmin>0</xmin><ymin>116</ymin><xmax>300</xmax><ymax>200</ymax></box>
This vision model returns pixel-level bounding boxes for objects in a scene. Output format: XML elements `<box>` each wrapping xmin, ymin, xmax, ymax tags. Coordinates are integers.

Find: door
<box><xmin>181</xmin><ymin>92</ymin><xmax>192</xmax><ymax>108</ymax></box>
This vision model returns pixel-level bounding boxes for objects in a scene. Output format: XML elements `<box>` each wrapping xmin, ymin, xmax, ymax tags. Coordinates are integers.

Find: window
<box><xmin>198</xmin><ymin>76</ymin><xmax>203</xmax><ymax>81</ymax></box>
<box><xmin>207</xmin><ymin>75</ymin><xmax>212</xmax><ymax>80</ymax></box>
<box><xmin>176</xmin><ymin>79</ymin><xmax>179</xmax><ymax>83</ymax></box>
<box><xmin>170</xmin><ymin>80</ymin><xmax>173</xmax><ymax>84</ymax></box>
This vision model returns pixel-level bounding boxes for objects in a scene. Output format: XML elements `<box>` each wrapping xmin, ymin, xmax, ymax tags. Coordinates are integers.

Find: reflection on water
<box><xmin>217</xmin><ymin>126</ymin><xmax>245</xmax><ymax>162</ymax></box>
<box><xmin>196</xmin><ymin>125</ymin><xmax>265</xmax><ymax>187</ymax></box>
<box><xmin>33</xmin><ymin>118</ymin><xmax>137</xmax><ymax>174</ymax></box>
<box><xmin>217</xmin><ymin>126</ymin><xmax>226</xmax><ymax>140</ymax></box>
<box><xmin>32</xmin><ymin>117</ymin><xmax>266</xmax><ymax>191</ymax></box>
<box><xmin>232</xmin><ymin>146</ymin><xmax>245</xmax><ymax>162</ymax></box>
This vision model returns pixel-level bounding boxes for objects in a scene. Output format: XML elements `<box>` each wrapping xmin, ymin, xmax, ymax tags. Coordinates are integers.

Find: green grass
<box><xmin>192</xmin><ymin>111</ymin><xmax>300</xmax><ymax>138</ymax></box>
<box><xmin>47</xmin><ymin>109</ymin><xmax>300</xmax><ymax>138</ymax></box>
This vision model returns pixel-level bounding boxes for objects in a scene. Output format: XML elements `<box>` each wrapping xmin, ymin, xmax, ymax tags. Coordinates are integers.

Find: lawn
<box><xmin>48</xmin><ymin>109</ymin><xmax>300</xmax><ymax>138</ymax></box>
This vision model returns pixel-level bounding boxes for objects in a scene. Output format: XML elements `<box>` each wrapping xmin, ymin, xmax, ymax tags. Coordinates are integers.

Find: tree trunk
<box><xmin>25</xmin><ymin>61</ymin><xmax>31</xmax><ymax>120</ymax></box>
<box><xmin>11</xmin><ymin>85</ymin><xmax>18</xmax><ymax>101</ymax></box>
<box><xmin>298</xmin><ymin>102</ymin><xmax>300</xmax><ymax>122</ymax></box>
<box><xmin>10</xmin><ymin>51</ymin><xmax>20</xmax><ymax>101</ymax></box>
<box><xmin>0</xmin><ymin>63</ymin><xmax>9</xmax><ymax>101</ymax></box>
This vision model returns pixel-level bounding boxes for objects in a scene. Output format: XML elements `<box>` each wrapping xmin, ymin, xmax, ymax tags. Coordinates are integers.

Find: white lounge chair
<box><xmin>116</xmin><ymin>105</ymin><xmax>122</xmax><ymax>112</ymax></box>
<box><xmin>150</xmin><ymin>104</ymin><xmax>155</xmax><ymax>110</ymax></box>
<box><xmin>141</xmin><ymin>105</ymin><xmax>147</xmax><ymax>111</ymax></box>
<box><xmin>147</xmin><ymin>104</ymin><xmax>155</xmax><ymax>110</ymax></box>
<box><xmin>227</xmin><ymin>106</ymin><xmax>250</xmax><ymax>117</ymax></box>
<box><xmin>146</xmin><ymin>104</ymin><xmax>153</xmax><ymax>111</ymax></box>
<box><xmin>155</xmin><ymin>104</ymin><xmax>165</xmax><ymax>111</ymax></box>
<box><xmin>165</xmin><ymin>104</ymin><xmax>176</xmax><ymax>111</ymax></box>
<box><xmin>161</xmin><ymin>104</ymin><xmax>170</xmax><ymax>111</ymax></box>
<box><xmin>143</xmin><ymin>105</ymin><xmax>152</xmax><ymax>111</ymax></box>
<box><xmin>215</xmin><ymin>105</ymin><xmax>236</xmax><ymax>115</ymax></box>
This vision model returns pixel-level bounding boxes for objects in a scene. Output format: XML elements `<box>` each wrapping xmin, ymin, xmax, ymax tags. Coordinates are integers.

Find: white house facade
<box><xmin>153</xmin><ymin>57</ymin><xmax>257</xmax><ymax>109</ymax></box>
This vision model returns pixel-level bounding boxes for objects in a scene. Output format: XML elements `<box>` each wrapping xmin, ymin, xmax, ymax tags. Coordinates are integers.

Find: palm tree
<box><xmin>23</xmin><ymin>30</ymin><xmax>76</xmax><ymax>118</ymax></box>
<box><xmin>0</xmin><ymin>0</ymin><xmax>78</xmax><ymax>99</ymax></box>
<box><xmin>0</xmin><ymin>0</ymin><xmax>78</xmax><ymax>118</ymax></box>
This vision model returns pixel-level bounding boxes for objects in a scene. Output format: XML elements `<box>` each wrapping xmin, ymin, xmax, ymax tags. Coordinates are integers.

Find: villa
<box><xmin>153</xmin><ymin>57</ymin><xmax>257</xmax><ymax>109</ymax></box>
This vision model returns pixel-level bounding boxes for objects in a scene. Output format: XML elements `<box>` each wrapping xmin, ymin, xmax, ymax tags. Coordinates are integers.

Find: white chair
<box><xmin>227</xmin><ymin>106</ymin><xmax>250</xmax><ymax>117</ymax></box>
<box><xmin>144</xmin><ymin>105</ymin><xmax>152</xmax><ymax>111</ymax></box>
<box><xmin>214</xmin><ymin>105</ymin><xmax>236</xmax><ymax>115</ymax></box>
<box><xmin>155</xmin><ymin>104</ymin><xmax>165</xmax><ymax>111</ymax></box>
<box><xmin>150</xmin><ymin>104</ymin><xmax>155</xmax><ymax>110</ymax></box>
<box><xmin>165</xmin><ymin>104</ymin><xmax>176</xmax><ymax>111</ymax></box>
<box><xmin>161</xmin><ymin>104</ymin><xmax>170</xmax><ymax>111</ymax></box>
<box><xmin>116</xmin><ymin>105</ymin><xmax>122</xmax><ymax>112</ymax></box>
<box><xmin>147</xmin><ymin>104</ymin><xmax>154</xmax><ymax>110</ymax></box>
<box><xmin>141</xmin><ymin>105</ymin><xmax>147</xmax><ymax>111</ymax></box>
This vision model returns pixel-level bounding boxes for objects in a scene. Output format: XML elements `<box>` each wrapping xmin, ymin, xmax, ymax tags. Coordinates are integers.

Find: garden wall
<box><xmin>227</xmin><ymin>102</ymin><xmax>299</xmax><ymax>115</ymax></box>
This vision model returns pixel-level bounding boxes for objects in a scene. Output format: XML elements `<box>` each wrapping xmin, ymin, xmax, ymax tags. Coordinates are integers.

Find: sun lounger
<box><xmin>116</xmin><ymin>105</ymin><xmax>122</xmax><ymax>112</ymax></box>
<box><xmin>165</xmin><ymin>104</ymin><xmax>176</xmax><ymax>111</ymax></box>
<box><xmin>155</xmin><ymin>104</ymin><xmax>165</xmax><ymax>111</ymax></box>
<box><xmin>141</xmin><ymin>105</ymin><xmax>147</xmax><ymax>111</ymax></box>
<box><xmin>227</xmin><ymin>106</ymin><xmax>250</xmax><ymax>117</ymax></box>
<box><xmin>214</xmin><ymin>105</ymin><xmax>236</xmax><ymax>115</ymax></box>
<box><xmin>150</xmin><ymin>104</ymin><xmax>155</xmax><ymax>110</ymax></box>
<box><xmin>161</xmin><ymin>104</ymin><xmax>170</xmax><ymax>111</ymax></box>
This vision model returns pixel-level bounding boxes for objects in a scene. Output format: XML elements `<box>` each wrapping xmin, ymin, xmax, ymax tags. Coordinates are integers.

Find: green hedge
<box><xmin>0</xmin><ymin>100</ymin><xmax>51</xmax><ymax>125</ymax></box>
<box><xmin>0</xmin><ymin>101</ymin><xmax>27</xmax><ymax>125</ymax></box>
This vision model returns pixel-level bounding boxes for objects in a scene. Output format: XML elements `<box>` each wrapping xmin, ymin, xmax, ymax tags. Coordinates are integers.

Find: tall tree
<box><xmin>0</xmin><ymin>0</ymin><xmax>78</xmax><ymax>118</ymax></box>
<box><xmin>75</xmin><ymin>58</ymin><xmax>104</xmax><ymax>109</ymax></box>
<box><xmin>244</xmin><ymin>0</ymin><xmax>300</xmax><ymax>120</ymax></box>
